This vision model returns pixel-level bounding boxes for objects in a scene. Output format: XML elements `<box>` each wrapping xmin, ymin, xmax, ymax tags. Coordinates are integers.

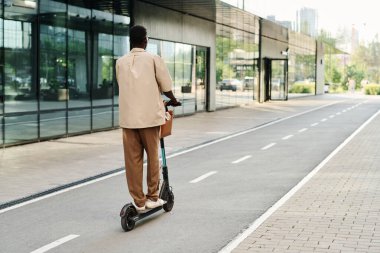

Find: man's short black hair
<box><xmin>130</xmin><ymin>25</ymin><xmax>147</xmax><ymax>46</ymax></box>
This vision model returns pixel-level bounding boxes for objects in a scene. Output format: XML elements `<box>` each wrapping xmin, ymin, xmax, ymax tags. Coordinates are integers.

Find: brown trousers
<box><xmin>122</xmin><ymin>126</ymin><xmax>160</xmax><ymax>207</ymax></box>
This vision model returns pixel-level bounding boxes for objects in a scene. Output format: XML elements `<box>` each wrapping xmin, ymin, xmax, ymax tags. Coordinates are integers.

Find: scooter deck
<box><xmin>131</xmin><ymin>206</ymin><xmax>163</xmax><ymax>222</ymax></box>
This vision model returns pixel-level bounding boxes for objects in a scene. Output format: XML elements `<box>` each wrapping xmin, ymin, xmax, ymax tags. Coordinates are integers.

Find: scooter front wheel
<box><xmin>121</xmin><ymin>205</ymin><xmax>137</xmax><ymax>231</ymax></box>
<box><xmin>163</xmin><ymin>190</ymin><xmax>174</xmax><ymax>212</ymax></box>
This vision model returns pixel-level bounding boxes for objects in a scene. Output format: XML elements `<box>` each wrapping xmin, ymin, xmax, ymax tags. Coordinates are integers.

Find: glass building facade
<box><xmin>0</xmin><ymin>0</ymin><xmax>212</xmax><ymax>147</ymax></box>
<box><xmin>0</xmin><ymin>0</ymin><xmax>323</xmax><ymax>147</ymax></box>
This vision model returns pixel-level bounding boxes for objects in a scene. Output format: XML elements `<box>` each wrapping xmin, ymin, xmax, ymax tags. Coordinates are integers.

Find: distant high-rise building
<box><xmin>296</xmin><ymin>7</ymin><xmax>318</xmax><ymax>37</ymax></box>
<box><xmin>351</xmin><ymin>25</ymin><xmax>359</xmax><ymax>52</ymax></box>
<box><xmin>279</xmin><ymin>21</ymin><xmax>292</xmax><ymax>30</ymax></box>
<box><xmin>267</xmin><ymin>15</ymin><xmax>276</xmax><ymax>22</ymax></box>
<box><xmin>266</xmin><ymin>15</ymin><xmax>293</xmax><ymax>31</ymax></box>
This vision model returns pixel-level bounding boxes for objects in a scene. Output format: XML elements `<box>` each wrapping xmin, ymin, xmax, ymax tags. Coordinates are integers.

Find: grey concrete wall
<box><xmin>315</xmin><ymin>41</ymin><xmax>325</xmax><ymax>95</ymax></box>
<box><xmin>261</xmin><ymin>20</ymin><xmax>288</xmax><ymax>59</ymax></box>
<box><xmin>134</xmin><ymin>1</ymin><xmax>217</xmax><ymax>111</ymax></box>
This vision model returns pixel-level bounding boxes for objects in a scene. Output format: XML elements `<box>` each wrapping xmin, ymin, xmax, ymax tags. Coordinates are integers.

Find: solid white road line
<box><xmin>232</xmin><ymin>155</ymin><xmax>252</xmax><ymax>164</ymax></box>
<box><xmin>0</xmin><ymin>171</ymin><xmax>125</xmax><ymax>215</ymax></box>
<box><xmin>261</xmin><ymin>143</ymin><xmax>276</xmax><ymax>150</ymax></box>
<box><xmin>0</xmin><ymin>101</ymin><xmax>343</xmax><ymax>214</ymax></box>
<box><xmin>189</xmin><ymin>171</ymin><xmax>217</xmax><ymax>183</ymax></box>
<box><xmin>311</xmin><ymin>122</ymin><xmax>319</xmax><ymax>127</ymax></box>
<box><xmin>298</xmin><ymin>128</ymin><xmax>308</xmax><ymax>133</ymax></box>
<box><xmin>30</xmin><ymin>234</ymin><xmax>79</xmax><ymax>253</ymax></box>
<box><xmin>218</xmin><ymin>109</ymin><xmax>380</xmax><ymax>253</ymax></box>
<box><xmin>282</xmin><ymin>135</ymin><xmax>294</xmax><ymax>140</ymax></box>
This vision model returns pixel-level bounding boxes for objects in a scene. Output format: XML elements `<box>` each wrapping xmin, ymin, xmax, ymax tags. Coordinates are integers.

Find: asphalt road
<box><xmin>1</xmin><ymin>97</ymin><xmax>379</xmax><ymax>253</ymax></box>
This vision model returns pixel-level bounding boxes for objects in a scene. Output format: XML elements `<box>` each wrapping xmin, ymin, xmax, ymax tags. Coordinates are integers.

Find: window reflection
<box><xmin>92</xmin><ymin>10</ymin><xmax>114</xmax><ymax>129</ymax></box>
<box><xmin>66</xmin><ymin>9</ymin><xmax>91</xmax><ymax>133</ymax></box>
<box><xmin>113</xmin><ymin>21</ymin><xmax>129</xmax><ymax>127</ymax></box>
<box><xmin>146</xmin><ymin>39</ymin><xmax>198</xmax><ymax>116</ymax></box>
<box><xmin>0</xmin><ymin>16</ymin><xmax>3</xmax><ymax>145</ymax></box>
<box><xmin>3</xmin><ymin>18</ymin><xmax>38</xmax><ymax>144</ymax></box>
<box><xmin>40</xmin><ymin>25</ymin><xmax>68</xmax><ymax>109</ymax></box>
<box><xmin>4</xmin><ymin>20</ymin><xmax>35</xmax><ymax>111</ymax></box>
<box><xmin>216</xmin><ymin>21</ymin><xmax>259</xmax><ymax>109</ymax></box>
<box><xmin>288</xmin><ymin>31</ymin><xmax>316</xmax><ymax>96</ymax></box>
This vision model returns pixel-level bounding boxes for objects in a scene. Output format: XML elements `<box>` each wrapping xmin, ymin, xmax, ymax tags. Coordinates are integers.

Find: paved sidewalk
<box><xmin>232</xmin><ymin>102</ymin><xmax>380</xmax><ymax>252</ymax></box>
<box><xmin>0</xmin><ymin>95</ymin><xmax>340</xmax><ymax>205</ymax></box>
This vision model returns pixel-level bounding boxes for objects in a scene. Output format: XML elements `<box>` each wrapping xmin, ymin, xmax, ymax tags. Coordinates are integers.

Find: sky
<box><xmin>240</xmin><ymin>0</ymin><xmax>379</xmax><ymax>43</ymax></box>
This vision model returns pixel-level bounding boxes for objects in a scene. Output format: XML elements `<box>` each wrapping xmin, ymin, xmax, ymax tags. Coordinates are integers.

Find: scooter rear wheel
<box><xmin>163</xmin><ymin>190</ymin><xmax>174</xmax><ymax>212</ymax></box>
<box><xmin>121</xmin><ymin>206</ymin><xmax>137</xmax><ymax>231</ymax></box>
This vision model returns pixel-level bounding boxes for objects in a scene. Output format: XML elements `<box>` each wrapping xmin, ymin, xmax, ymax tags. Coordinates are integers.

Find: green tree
<box><xmin>343</xmin><ymin>65</ymin><xmax>365</xmax><ymax>89</ymax></box>
<box><xmin>332</xmin><ymin>68</ymin><xmax>342</xmax><ymax>83</ymax></box>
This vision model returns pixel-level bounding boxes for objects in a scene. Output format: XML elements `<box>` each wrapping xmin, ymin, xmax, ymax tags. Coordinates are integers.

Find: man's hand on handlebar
<box><xmin>166</xmin><ymin>99</ymin><xmax>181</xmax><ymax>107</ymax></box>
<box><xmin>163</xmin><ymin>90</ymin><xmax>181</xmax><ymax>107</ymax></box>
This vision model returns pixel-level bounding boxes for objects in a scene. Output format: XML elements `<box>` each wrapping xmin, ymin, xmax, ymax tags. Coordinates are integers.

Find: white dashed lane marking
<box><xmin>232</xmin><ymin>155</ymin><xmax>252</xmax><ymax>164</ymax></box>
<box><xmin>189</xmin><ymin>171</ymin><xmax>218</xmax><ymax>184</ymax></box>
<box><xmin>282</xmin><ymin>135</ymin><xmax>294</xmax><ymax>140</ymax></box>
<box><xmin>298</xmin><ymin>128</ymin><xmax>308</xmax><ymax>133</ymax></box>
<box><xmin>30</xmin><ymin>235</ymin><xmax>80</xmax><ymax>253</ymax></box>
<box><xmin>261</xmin><ymin>143</ymin><xmax>276</xmax><ymax>150</ymax></box>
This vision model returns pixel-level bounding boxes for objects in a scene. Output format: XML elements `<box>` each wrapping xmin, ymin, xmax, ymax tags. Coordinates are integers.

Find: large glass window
<box><xmin>0</xmin><ymin>13</ymin><xmax>4</xmax><ymax>146</ymax></box>
<box><xmin>66</xmin><ymin>4</ymin><xmax>91</xmax><ymax>134</ymax></box>
<box><xmin>4</xmin><ymin>2</ymin><xmax>38</xmax><ymax>144</ymax></box>
<box><xmin>146</xmin><ymin>39</ymin><xmax>198</xmax><ymax>117</ymax></box>
<box><xmin>39</xmin><ymin>24</ymin><xmax>67</xmax><ymax>138</ymax></box>
<box><xmin>195</xmin><ymin>47</ymin><xmax>207</xmax><ymax>112</ymax></box>
<box><xmin>1</xmin><ymin>0</ymin><xmax>131</xmax><ymax>146</ymax></box>
<box><xmin>288</xmin><ymin>31</ymin><xmax>316</xmax><ymax>97</ymax></box>
<box><xmin>113</xmin><ymin>19</ymin><xmax>129</xmax><ymax>127</ymax></box>
<box><xmin>215</xmin><ymin>19</ymin><xmax>259</xmax><ymax>109</ymax></box>
<box><xmin>161</xmin><ymin>41</ymin><xmax>175</xmax><ymax>79</ymax></box>
<box><xmin>181</xmin><ymin>44</ymin><xmax>194</xmax><ymax>115</ymax></box>
<box><xmin>92</xmin><ymin>10</ymin><xmax>113</xmax><ymax>129</ymax></box>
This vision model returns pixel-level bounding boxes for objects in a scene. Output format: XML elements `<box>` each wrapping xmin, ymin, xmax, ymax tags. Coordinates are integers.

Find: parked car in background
<box><xmin>219</xmin><ymin>79</ymin><xmax>242</xmax><ymax>92</ymax></box>
<box><xmin>243</xmin><ymin>76</ymin><xmax>254</xmax><ymax>91</ymax></box>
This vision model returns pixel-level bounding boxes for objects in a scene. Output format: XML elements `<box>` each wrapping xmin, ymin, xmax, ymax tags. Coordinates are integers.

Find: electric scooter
<box><xmin>120</xmin><ymin>109</ymin><xmax>174</xmax><ymax>232</ymax></box>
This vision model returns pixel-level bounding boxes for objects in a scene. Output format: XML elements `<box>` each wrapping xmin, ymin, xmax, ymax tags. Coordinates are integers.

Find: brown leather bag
<box><xmin>160</xmin><ymin>110</ymin><xmax>173</xmax><ymax>138</ymax></box>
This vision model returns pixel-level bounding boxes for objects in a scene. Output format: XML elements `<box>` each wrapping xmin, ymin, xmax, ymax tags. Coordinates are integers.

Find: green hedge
<box><xmin>289</xmin><ymin>83</ymin><xmax>315</xmax><ymax>94</ymax></box>
<box><xmin>364</xmin><ymin>84</ymin><xmax>380</xmax><ymax>95</ymax></box>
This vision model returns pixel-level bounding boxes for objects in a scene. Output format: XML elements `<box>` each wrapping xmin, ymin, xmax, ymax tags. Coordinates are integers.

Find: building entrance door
<box><xmin>264</xmin><ymin>58</ymin><xmax>288</xmax><ymax>101</ymax></box>
<box><xmin>195</xmin><ymin>47</ymin><xmax>208</xmax><ymax>112</ymax></box>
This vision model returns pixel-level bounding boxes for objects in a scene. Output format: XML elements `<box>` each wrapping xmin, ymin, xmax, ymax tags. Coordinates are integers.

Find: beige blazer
<box><xmin>116</xmin><ymin>48</ymin><xmax>173</xmax><ymax>128</ymax></box>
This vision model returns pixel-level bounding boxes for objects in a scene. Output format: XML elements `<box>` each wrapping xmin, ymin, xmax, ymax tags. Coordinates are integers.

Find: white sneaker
<box><xmin>145</xmin><ymin>198</ymin><xmax>167</xmax><ymax>209</ymax></box>
<box><xmin>132</xmin><ymin>202</ymin><xmax>146</xmax><ymax>213</ymax></box>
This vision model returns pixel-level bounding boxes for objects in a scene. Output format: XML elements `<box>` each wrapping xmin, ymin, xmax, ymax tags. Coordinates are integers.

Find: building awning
<box><xmin>137</xmin><ymin>0</ymin><xmax>216</xmax><ymax>21</ymax></box>
<box><xmin>138</xmin><ymin>0</ymin><xmax>259</xmax><ymax>32</ymax></box>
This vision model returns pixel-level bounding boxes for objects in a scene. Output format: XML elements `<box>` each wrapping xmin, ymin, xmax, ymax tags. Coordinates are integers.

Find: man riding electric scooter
<box><xmin>116</xmin><ymin>25</ymin><xmax>181</xmax><ymax>230</ymax></box>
